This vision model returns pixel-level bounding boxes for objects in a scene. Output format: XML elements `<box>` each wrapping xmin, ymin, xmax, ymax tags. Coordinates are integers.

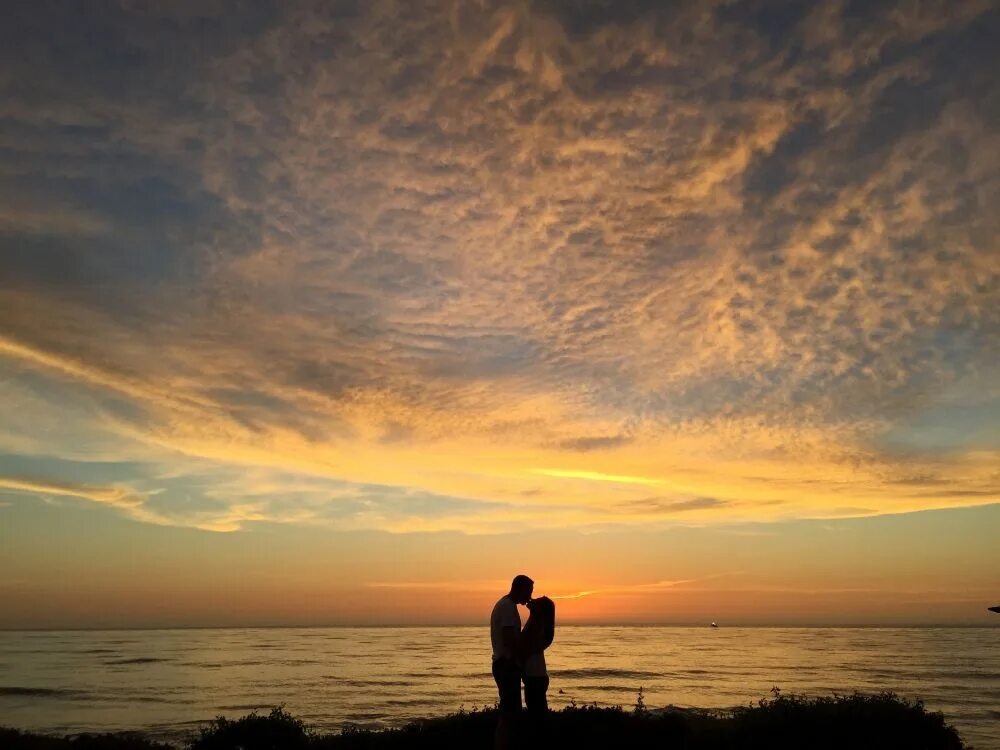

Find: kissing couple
<box><xmin>490</xmin><ymin>574</ymin><xmax>556</xmax><ymax>748</ymax></box>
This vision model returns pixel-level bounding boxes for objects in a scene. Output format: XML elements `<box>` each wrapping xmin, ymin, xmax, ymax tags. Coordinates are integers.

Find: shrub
<box><xmin>0</xmin><ymin>727</ymin><xmax>171</xmax><ymax>750</ymax></box>
<box><xmin>0</xmin><ymin>692</ymin><xmax>968</xmax><ymax>750</ymax></box>
<box><xmin>189</xmin><ymin>707</ymin><xmax>311</xmax><ymax>750</ymax></box>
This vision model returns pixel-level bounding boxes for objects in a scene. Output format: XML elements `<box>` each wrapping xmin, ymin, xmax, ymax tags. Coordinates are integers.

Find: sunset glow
<box><xmin>1</xmin><ymin>0</ymin><xmax>997</xmax><ymax>628</ymax></box>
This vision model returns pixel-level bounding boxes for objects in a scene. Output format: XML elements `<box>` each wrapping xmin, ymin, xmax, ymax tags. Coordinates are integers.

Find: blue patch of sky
<box><xmin>0</xmin><ymin>454</ymin><xmax>152</xmax><ymax>486</ymax></box>
<box><xmin>879</xmin><ymin>400</ymin><xmax>1000</xmax><ymax>453</ymax></box>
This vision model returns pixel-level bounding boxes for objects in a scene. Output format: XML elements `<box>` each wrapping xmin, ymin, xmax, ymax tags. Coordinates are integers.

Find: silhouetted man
<box><xmin>491</xmin><ymin>574</ymin><xmax>533</xmax><ymax>749</ymax></box>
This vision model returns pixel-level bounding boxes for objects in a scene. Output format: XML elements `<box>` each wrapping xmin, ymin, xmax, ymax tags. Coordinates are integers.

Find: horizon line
<box><xmin>3</xmin><ymin>622</ymin><xmax>999</xmax><ymax>632</ymax></box>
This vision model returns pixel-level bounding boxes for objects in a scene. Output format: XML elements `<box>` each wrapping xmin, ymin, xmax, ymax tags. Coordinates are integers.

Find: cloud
<box><xmin>551</xmin><ymin>571</ymin><xmax>743</xmax><ymax>600</ymax></box>
<box><xmin>617</xmin><ymin>497</ymin><xmax>730</xmax><ymax>514</ymax></box>
<box><xmin>0</xmin><ymin>469</ymin><xmax>316</xmax><ymax>533</ymax></box>
<box><xmin>0</xmin><ymin>0</ymin><xmax>996</xmax><ymax>533</ymax></box>
<box><xmin>557</xmin><ymin>434</ymin><xmax>633</xmax><ymax>452</ymax></box>
<box><xmin>362</xmin><ymin>572</ymin><xmax>745</xmax><ymax>601</ymax></box>
<box><xmin>0</xmin><ymin>475</ymin><xmax>144</xmax><ymax>509</ymax></box>
<box><xmin>530</xmin><ymin>468</ymin><xmax>662</xmax><ymax>486</ymax></box>
<box><xmin>365</xmin><ymin>580</ymin><xmax>507</xmax><ymax>592</ymax></box>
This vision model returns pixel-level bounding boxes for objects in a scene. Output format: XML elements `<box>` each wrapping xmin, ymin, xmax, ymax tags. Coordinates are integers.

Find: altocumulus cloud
<box><xmin>0</xmin><ymin>0</ymin><xmax>997</xmax><ymax>532</ymax></box>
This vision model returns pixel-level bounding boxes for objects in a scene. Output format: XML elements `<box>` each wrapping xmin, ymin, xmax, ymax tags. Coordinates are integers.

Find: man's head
<box><xmin>509</xmin><ymin>574</ymin><xmax>534</xmax><ymax>604</ymax></box>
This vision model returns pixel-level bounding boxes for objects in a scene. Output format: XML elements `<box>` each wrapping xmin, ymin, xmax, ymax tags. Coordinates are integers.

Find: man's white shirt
<box><xmin>490</xmin><ymin>595</ymin><xmax>521</xmax><ymax>661</ymax></box>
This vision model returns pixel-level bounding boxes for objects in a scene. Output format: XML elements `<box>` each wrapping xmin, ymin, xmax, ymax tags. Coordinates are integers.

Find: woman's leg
<box><xmin>523</xmin><ymin>676</ymin><xmax>549</xmax><ymax>749</ymax></box>
<box><xmin>524</xmin><ymin>676</ymin><xmax>549</xmax><ymax>713</ymax></box>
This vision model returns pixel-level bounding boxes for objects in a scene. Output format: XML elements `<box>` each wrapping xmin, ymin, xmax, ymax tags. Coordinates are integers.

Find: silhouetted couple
<box><xmin>491</xmin><ymin>574</ymin><xmax>555</xmax><ymax>749</ymax></box>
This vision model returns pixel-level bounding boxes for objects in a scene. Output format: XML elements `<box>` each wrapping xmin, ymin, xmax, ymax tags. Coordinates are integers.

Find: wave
<box><xmin>552</xmin><ymin>668</ymin><xmax>662</xmax><ymax>680</ymax></box>
<box><xmin>106</xmin><ymin>657</ymin><xmax>171</xmax><ymax>665</ymax></box>
<box><xmin>115</xmin><ymin>695</ymin><xmax>196</xmax><ymax>705</ymax></box>
<box><xmin>0</xmin><ymin>686</ymin><xmax>87</xmax><ymax>698</ymax></box>
<box><xmin>571</xmin><ymin>684</ymin><xmax>650</xmax><ymax>693</ymax></box>
<box><xmin>916</xmin><ymin>671</ymin><xmax>1000</xmax><ymax>681</ymax></box>
<box><xmin>216</xmin><ymin>703</ymin><xmax>273</xmax><ymax>711</ymax></box>
<box><xmin>343</xmin><ymin>712</ymin><xmax>390</xmax><ymax>722</ymax></box>
<box><xmin>337</xmin><ymin>679</ymin><xmax>417</xmax><ymax>687</ymax></box>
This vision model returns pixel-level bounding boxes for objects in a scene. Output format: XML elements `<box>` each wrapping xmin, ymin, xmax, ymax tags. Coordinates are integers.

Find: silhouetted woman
<box><xmin>518</xmin><ymin>596</ymin><xmax>555</xmax><ymax>718</ymax></box>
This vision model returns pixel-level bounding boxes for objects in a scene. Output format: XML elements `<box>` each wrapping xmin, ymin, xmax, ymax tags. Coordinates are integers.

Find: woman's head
<box><xmin>526</xmin><ymin>596</ymin><xmax>555</xmax><ymax>649</ymax></box>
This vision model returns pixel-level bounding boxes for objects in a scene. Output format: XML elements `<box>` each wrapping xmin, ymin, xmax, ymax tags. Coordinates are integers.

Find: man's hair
<box><xmin>511</xmin><ymin>574</ymin><xmax>534</xmax><ymax>590</ymax></box>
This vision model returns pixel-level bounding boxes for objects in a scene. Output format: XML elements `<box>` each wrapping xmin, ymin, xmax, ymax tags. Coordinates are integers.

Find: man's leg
<box><xmin>492</xmin><ymin>659</ymin><xmax>521</xmax><ymax>750</ymax></box>
<box><xmin>493</xmin><ymin>658</ymin><xmax>522</xmax><ymax>713</ymax></box>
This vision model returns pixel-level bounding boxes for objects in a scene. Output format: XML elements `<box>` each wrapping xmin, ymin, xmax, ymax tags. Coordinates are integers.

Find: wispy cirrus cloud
<box><xmin>0</xmin><ymin>0</ymin><xmax>996</xmax><ymax>534</ymax></box>
<box><xmin>0</xmin><ymin>473</ymin><xmax>281</xmax><ymax>532</ymax></box>
<box><xmin>0</xmin><ymin>476</ymin><xmax>144</xmax><ymax>509</ymax></box>
<box><xmin>550</xmin><ymin>572</ymin><xmax>744</xmax><ymax>600</ymax></box>
<box><xmin>362</xmin><ymin>573</ymin><xmax>744</xmax><ymax>601</ymax></box>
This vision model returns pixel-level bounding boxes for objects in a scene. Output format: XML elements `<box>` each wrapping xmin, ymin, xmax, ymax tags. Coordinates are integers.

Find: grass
<box><xmin>0</xmin><ymin>691</ymin><xmax>968</xmax><ymax>750</ymax></box>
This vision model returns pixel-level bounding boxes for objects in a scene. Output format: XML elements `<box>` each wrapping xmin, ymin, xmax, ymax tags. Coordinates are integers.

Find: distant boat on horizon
<box><xmin>989</xmin><ymin>606</ymin><xmax>999</xmax><ymax>614</ymax></box>
<box><xmin>710</xmin><ymin>621</ymin><xmax>719</xmax><ymax>628</ymax></box>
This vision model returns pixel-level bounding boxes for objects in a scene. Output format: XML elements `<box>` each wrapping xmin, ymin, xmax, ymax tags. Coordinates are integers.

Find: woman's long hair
<box><xmin>523</xmin><ymin>596</ymin><xmax>555</xmax><ymax>652</ymax></box>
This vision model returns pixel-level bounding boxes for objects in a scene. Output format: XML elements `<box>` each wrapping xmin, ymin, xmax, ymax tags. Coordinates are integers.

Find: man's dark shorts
<box><xmin>492</xmin><ymin>658</ymin><xmax>521</xmax><ymax>714</ymax></box>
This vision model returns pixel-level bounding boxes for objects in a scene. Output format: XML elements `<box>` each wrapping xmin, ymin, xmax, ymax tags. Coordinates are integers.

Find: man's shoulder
<box><xmin>492</xmin><ymin>595</ymin><xmax>516</xmax><ymax>614</ymax></box>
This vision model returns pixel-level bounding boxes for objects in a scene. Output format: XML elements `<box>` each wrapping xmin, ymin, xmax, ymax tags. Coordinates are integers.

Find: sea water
<box><xmin>1</xmin><ymin>626</ymin><xmax>997</xmax><ymax>747</ymax></box>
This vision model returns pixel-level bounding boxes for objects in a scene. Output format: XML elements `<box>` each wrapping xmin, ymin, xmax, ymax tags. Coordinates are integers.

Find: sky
<box><xmin>1</xmin><ymin>0</ymin><xmax>998</xmax><ymax>628</ymax></box>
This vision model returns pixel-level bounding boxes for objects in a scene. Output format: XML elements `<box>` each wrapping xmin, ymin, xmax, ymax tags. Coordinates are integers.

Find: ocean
<box><xmin>1</xmin><ymin>627</ymin><xmax>998</xmax><ymax>748</ymax></box>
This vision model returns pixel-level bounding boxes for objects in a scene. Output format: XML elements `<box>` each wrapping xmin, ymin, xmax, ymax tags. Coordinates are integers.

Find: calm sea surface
<box><xmin>1</xmin><ymin>627</ymin><xmax>998</xmax><ymax>748</ymax></box>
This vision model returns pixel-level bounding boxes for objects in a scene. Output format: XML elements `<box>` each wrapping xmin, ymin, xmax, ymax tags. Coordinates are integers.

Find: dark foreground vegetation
<box><xmin>0</xmin><ymin>691</ymin><xmax>967</xmax><ymax>750</ymax></box>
